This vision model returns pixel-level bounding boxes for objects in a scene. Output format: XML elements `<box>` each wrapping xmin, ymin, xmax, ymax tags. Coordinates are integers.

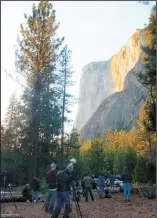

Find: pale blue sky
<box><xmin>1</xmin><ymin>1</ymin><xmax>155</xmax><ymax>126</ymax></box>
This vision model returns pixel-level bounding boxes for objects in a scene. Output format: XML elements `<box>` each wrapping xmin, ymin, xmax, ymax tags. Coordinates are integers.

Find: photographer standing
<box><xmin>52</xmin><ymin>162</ymin><xmax>76</xmax><ymax>218</ymax></box>
<box><xmin>83</xmin><ymin>173</ymin><xmax>94</xmax><ymax>202</ymax></box>
<box><xmin>45</xmin><ymin>163</ymin><xmax>58</xmax><ymax>213</ymax></box>
<box><xmin>31</xmin><ymin>177</ymin><xmax>40</xmax><ymax>203</ymax></box>
<box><xmin>97</xmin><ymin>173</ymin><xmax>105</xmax><ymax>198</ymax></box>
<box><xmin>121</xmin><ymin>167</ymin><xmax>132</xmax><ymax>201</ymax></box>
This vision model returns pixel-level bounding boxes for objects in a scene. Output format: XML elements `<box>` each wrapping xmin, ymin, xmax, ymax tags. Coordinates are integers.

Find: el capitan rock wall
<box><xmin>75</xmin><ymin>30</ymin><xmax>146</xmax><ymax>140</ymax></box>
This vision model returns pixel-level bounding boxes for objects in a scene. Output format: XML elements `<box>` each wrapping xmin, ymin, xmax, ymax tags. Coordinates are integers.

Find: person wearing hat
<box><xmin>70</xmin><ymin>158</ymin><xmax>76</xmax><ymax>165</ymax></box>
<box><xmin>45</xmin><ymin>163</ymin><xmax>58</xmax><ymax>213</ymax></box>
<box><xmin>52</xmin><ymin>163</ymin><xmax>76</xmax><ymax>218</ymax></box>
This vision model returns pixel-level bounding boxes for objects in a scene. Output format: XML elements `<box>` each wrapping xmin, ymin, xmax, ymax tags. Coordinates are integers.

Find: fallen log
<box><xmin>1</xmin><ymin>196</ymin><xmax>41</xmax><ymax>203</ymax></box>
<box><xmin>0</xmin><ymin>197</ymin><xmax>26</xmax><ymax>203</ymax></box>
<box><xmin>1</xmin><ymin>214</ymin><xmax>22</xmax><ymax>218</ymax></box>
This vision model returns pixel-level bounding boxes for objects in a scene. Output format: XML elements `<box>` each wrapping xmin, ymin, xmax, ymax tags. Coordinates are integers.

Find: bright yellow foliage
<box><xmin>80</xmin><ymin>101</ymin><xmax>156</xmax><ymax>159</ymax></box>
<box><xmin>80</xmin><ymin>124</ymin><xmax>156</xmax><ymax>159</ymax></box>
<box><xmin>80</xmin><ymin>140</ymin><xmax>92</xmax><ymax>153</ymax></box>
<box><xmin>137</xmin><ymin>102</ymin><xmax>149</xmax><ymax>129</ymax></box>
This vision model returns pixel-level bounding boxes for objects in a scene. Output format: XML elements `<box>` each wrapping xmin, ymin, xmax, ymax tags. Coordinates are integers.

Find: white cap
<box><xmin>51</xmin><ymin>163</ymin><xmax>56</xmax><ymax>170</ymax></box>
<box><xmin>66</xmin><ymin>163</ymin><xmax>74</xmax><ymax>173</ymax></box>
<box><xmin>70</xmin><ymin>158</ymin><xmax>76</xmax><ymax>164</ymax></box>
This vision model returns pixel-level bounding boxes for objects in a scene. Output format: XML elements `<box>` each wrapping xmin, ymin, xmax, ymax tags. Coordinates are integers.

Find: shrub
<box><xmin>135</xmin><ymin>156</ymin><xmax>149</xmax><ymax>183</ymax></box>
<box><xmin>146</xmin><ymin>161</ymin><xmax>156</xmax><ymax>183</ymax></box>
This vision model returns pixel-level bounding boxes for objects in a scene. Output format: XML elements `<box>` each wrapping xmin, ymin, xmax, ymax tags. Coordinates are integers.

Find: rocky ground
<box><xmin>1</xmin><ymin>193</ymin><xmax>156</xmax><ymax>218</ymax></box>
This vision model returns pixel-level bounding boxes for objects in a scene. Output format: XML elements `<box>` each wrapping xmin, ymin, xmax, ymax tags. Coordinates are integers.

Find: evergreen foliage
<box><xmin>137</xmin><ymin>5</ymin><xmax>156</xmax><ymax>132</ymax></box>
<box><xmin>135</xmin><ymin>156</ymin><xmax>149</xmax><ymax>183</ymax></box>
<box><xmin>2</xmin><ymin>1</ymin><xmax>74</xmax><ymax>181</ymax></box>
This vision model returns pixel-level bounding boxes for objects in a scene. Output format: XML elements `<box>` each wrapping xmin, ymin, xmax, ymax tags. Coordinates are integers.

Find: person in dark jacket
<box><xmin>83</xmin><ymin>174</ymin><xmax>94</xmax><ymax>202</ymax></box>
<box><xmin>52</xmin><ymin>163</ymin><xmax>75</xmax><ymax>218</ymax></box>
<box><xmin>22</xmin><ymin>184</ymin><xmax>32</xmax><ymax>202</ymax></box>
<box><xmin>121</xmin><ymin>167</ymin><xmax>132</xmax><ymax>201</ymax></box>
<box><xmin>45</xmin><ymin>163</ymin><xmax>58</xmax><ymax>213</ymax></box>
<box><xmin>91</xmin><ymin>175</ymin><xmax>97</xmax><ymax>190</ymax></box>
<box><xmin>31</xmin><ymin>177</ymin><xmax>40</xmax><ymax>203</ymax></box>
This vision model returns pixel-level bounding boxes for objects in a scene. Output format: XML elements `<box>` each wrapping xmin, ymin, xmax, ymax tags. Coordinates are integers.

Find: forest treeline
<box><xmin>1</xmin><ymin>2</ymin><xmax>156</xmax><ymax>185</ymax></box>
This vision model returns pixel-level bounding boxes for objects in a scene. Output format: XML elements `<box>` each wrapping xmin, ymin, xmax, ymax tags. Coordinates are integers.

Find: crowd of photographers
<box><xmin>20</xmin><ymin>158</ymin><xmax>133</xmax><ymax>218</ymax></box>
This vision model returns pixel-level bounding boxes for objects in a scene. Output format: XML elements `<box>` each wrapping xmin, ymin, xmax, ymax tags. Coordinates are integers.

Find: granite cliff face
<box><xmin>75</xmin><ymin>30</ymin><xmax>146</xmax><ymax>140</ymax></box>
<box><xmin>75</xmin><ymin>60</ymin><xmax>117</xmax><ymax>131</ymax></box>
<box><xmin>82</xmin><ymin>60</ymin><xmax>147</xmax><ymax>140</ymax></box>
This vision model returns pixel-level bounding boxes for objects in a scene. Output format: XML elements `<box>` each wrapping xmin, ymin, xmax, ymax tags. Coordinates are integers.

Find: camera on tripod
<box><xmin>1</xmin><ymin>170</ymin><xmax>18</xmax><ymax>213</ymax></box>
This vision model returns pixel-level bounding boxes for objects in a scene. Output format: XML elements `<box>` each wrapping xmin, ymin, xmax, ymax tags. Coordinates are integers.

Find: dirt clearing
<box><xmin>1</xmin><ymin>193</ymin><xmax>156</xmax><ymax>218</ymax></box>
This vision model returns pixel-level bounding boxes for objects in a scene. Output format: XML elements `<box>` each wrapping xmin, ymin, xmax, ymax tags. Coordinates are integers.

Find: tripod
<box><xmin>71</xmin><ymin>182</ymin><xmax>83</xmax><ymax>218</ymax></box>
<box><xmin>2</xmin><ymin>174</ymin><xmax>18</xmax><ymax>214</ymax></box>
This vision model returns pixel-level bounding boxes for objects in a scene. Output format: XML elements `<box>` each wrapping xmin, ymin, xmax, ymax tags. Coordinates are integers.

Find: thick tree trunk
<box><xmin>31</xmin><ymin>76</ymin><xmax>41</xmax><ymax>180</ymax></box>
<box><xmin>61</xmin><ymin>52</ymin><xmax>67</xmax><ymax>169</ymax></box>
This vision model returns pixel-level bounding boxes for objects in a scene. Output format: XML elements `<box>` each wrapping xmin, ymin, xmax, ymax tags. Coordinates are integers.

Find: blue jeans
<box><xmin>53</xmin><ymin>191</ymin><xmax>71</xmax><ymax>217</ymax></box>
<box><xmin>123</xmin><ymin>183</ymin><xmax>131</xmax><ymax>200</ymax></box>
<box><xmin>45</xmin><ymin>189</ymin><xmax>57</xmax><ymax>209</ymax></box>
<box><xmin>98</xmin><ymin>186</ymin><xmax>104</xmax><ymax>198</ymax></box>
<box><xmin>32</xmin><ymin>191</ymin><xmax>39</xmax><ymax>203</ymax></box>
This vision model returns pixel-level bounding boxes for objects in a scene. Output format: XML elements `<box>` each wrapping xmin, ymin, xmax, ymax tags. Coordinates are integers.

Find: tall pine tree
<box><xmin>4</xmin><ymin>91</ymin><xmax>22</xmax><ymax>149</ymax></box>
<box><xmin>58</xmin><ymin>45</ymin><xmax>74</xmax><ymax>167</ymax></box>
<box><xmin>15</xmin><ymin>1</ymin><xmax>64</xmax><ymax>179</ymax></box>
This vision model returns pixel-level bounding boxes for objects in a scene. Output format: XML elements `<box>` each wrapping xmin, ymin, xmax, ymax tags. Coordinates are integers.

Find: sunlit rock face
<box><xmin>110</xmin><ymin>30</ymin><xmax>141</xmax><ymax>91</ymax></box>
<box><xmin>82</xmin><ymin>60</ymin><xmax>147</xmax><ymax>140</ymax></box>
<box><xmin>75</xmin><ymin>30</ymin><xmax>146</xmax><ymax>139</ymax></box>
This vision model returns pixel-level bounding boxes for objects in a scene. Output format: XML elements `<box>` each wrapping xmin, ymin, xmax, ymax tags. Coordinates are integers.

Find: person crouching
<box><xmin>45</xmin><ymin>163</ymin><xmax>58</xmax><ymax>213</ymax></box>
<box><xmin>52</xmin><ymin>163</ymin><xmax>75</xmax><ymax>218</ymax></box>
<box><xmin>104</xmin><ymin>189</ymin><xmax>111</xmax><ymax>198</ymax></box>
<box><xmin>22</xmin><ymin>184</ymin><xmax>32</xmax><ymax>202</ymax></box>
